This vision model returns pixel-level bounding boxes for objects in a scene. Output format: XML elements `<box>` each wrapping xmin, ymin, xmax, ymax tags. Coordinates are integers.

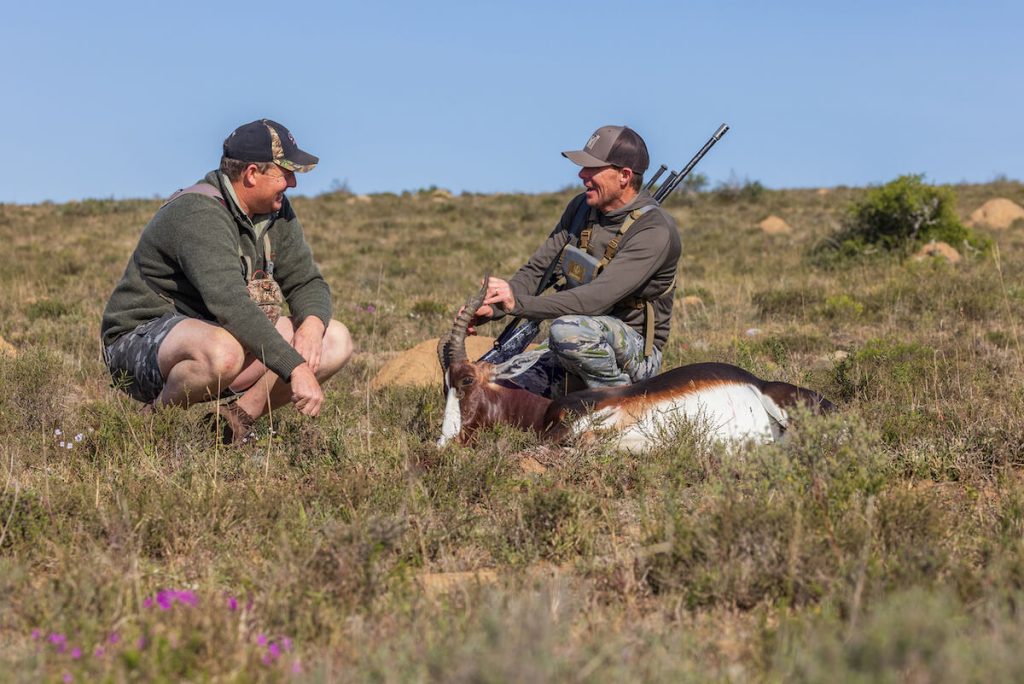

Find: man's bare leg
<box><xmin>231</xmin><ymin>318</ymin><xmax>353</xmax><ymax>419</ymax></box>
<box><xmin>154</xmin><ymin>320</ymin><xmax>247</xmax><ymax>407</ymax></box>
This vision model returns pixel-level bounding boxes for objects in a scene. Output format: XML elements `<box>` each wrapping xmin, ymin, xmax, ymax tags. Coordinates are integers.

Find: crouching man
<box><xmin>101</xmin><ymin>119</ymin><xmax>352</xmax><ymax>443</ymax></box>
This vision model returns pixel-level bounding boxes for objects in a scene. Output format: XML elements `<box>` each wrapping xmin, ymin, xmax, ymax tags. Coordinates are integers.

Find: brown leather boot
<box><xmin>205</xmin><ymin>402</ymin><xmax>257</xmax><ymax>445</ymax></box>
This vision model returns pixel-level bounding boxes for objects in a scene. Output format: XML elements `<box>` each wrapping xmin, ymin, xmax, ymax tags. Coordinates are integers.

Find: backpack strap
<box><xmin>163</xmin><ymin>182</ymin><xmax>226</xmax><ymax>208</ymax></box>
<box><xmin>621</xmin><ymin>274</ymin><xmax>676</xmax><ymax>357</ymax></box>
<box><xmin>595</xmin><ymin>205</ymin><xmax>656</xmax><ymax>274</ymax></box>
<box><xmin>164</xmin><ymin>182</ymin><xmax>273</xmax><ymax>282</ymax></box>
<box><xmin>600</xmin><ymin>204</ymin><xmax>666</xmax><ymax>358</ymax></box>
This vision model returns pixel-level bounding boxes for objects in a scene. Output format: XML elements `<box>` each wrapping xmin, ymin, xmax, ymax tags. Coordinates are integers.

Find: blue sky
<box><xmin>3</xmin><ymin>0</ymin><xmax>1021</xmax><ymax>204</ymax></box>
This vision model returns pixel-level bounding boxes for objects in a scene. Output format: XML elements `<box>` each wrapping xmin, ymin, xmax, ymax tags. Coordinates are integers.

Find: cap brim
<box><xmin>562</xmin><ymin>150</ymin><xmax>610</xmax><ymax>168</ymax></box>
<box><xmin>277</xmin><ymin>148</ymin><xmax>319</xmax><ymax>173</ymax></box>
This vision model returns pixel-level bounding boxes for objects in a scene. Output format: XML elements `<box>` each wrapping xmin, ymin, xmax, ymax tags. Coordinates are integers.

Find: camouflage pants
<box><xmin>492</xmin><ymin>315</ymin><xmax>662</xmax><ymax>398</ymax></box>
<box><xmin>103</xmin><ymin>312</ymin><xmax>188</xmax><ymax>403</ymax></box>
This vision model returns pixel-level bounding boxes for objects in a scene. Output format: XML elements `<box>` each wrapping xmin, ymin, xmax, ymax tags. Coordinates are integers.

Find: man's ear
<box><xmin>242</xmin><ymin>163</ymin><xmax>260</xmax><ymax>187</ymax></box>
<box><xmin>620</xmin><ymin>167</ymin><xmax>633</xmax><ymax>189</ymax></box>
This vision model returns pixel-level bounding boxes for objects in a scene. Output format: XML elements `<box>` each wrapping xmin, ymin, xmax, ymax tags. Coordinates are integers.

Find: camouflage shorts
<box><xmin>493</xmin><ymin>315</ymin><xmax>662</xmax><ymax>398</ymax></box>
<box><xmin>103</xmin><ymin>313</ymin><xmax>187</xmax><ymax>403</ymax></box>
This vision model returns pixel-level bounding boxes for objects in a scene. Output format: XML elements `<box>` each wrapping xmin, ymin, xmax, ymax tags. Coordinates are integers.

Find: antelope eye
<box><xmin>459</xmin><ymin>375</ymin><xmax>475</xmax><ymax>387</ymax></box>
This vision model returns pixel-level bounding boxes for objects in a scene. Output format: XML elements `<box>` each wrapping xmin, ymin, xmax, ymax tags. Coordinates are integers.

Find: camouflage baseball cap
<box><xmin>562</xmin><ymin>125</ymin><xmax>649</xmax><ymax>174</ymax></box>
<box><xmin>223</xmin><ymin>119</ymin><xmax>319</xmax><ymax>173</ymax></box>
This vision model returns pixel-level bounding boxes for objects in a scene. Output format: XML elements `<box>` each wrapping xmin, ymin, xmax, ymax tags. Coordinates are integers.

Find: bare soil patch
<box><xmin>912</xmin><ymin>241</ymin><xmax>961</xmax><ymax>264</ymax></box>
<box><xmin>371</xmin><ymin>336</ymin><xmax>498</xmax><ymax>389</ymax></box>
<box><xmin>758</xmin><ymin>215</ymin><xmax>792</xmax><ymax>234</ymax></box>
<box><xmin>967</xmin><ymin>198</ymin><xmax>1024</xmax><ymax>229</ymax></box>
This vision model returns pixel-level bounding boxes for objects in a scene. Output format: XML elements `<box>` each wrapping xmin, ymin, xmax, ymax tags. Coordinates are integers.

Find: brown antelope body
<box><xmin>437</xmin><ymin>280</ymin><xmax>835</xmax><ymax>452</ymax></box>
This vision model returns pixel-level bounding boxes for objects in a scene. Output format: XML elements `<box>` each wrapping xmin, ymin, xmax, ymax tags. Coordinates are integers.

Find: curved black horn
<box><xmin>438</xmin><ymin>273</ymin><xmax>490</xmax><ymax>372</ymax></box>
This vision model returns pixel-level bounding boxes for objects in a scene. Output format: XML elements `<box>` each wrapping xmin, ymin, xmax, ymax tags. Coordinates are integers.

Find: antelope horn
<box><xmin>438</xmin><ymin>273</ymin><xmax>490</xmax><ymax>373</ymax></box>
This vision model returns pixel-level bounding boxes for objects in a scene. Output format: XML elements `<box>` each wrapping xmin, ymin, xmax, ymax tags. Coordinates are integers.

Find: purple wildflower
<box><xmin>108</xmin><ymin>632</ymin><xmax>120</xmax><ymax>644</ymax></box>
<box><xmin>268</xmin><ymin>642</ymin><xmax>282</xmax><ymax>660</ymax></box>
<box><xmin>136</xmin><ymin>636</ymin><xmax>147</xmax><ymax>650</ymax></box>
<box><xmin>291</xmin><ymin>659</ymin><xmax>303</xmax><ymax>674</ymax></box>
<box><xmin>226</xmin><ymin>595</ymin><xmax>238</xmax><ymax>611</ymax></box>
<box><xmin>62</xmin><ymin>674</ymin><xmax>72</xmax><ymax>683</ymax></box>
<box><xmin>366</xmin><ymin>305</ymin><xmax>377</xmax><ymax>313</ymax></box>
<box><xmin>281</xmin><ymin>637</ymin><xmax>292</xmax><ymax>652</ymax></box>
<box><xmin>262</xmin><ymin>654</ymin><xmax>273</xmax><ymax>666</ymax></box>
<box><xmin>71</xmin><ymin>647</ymin><xmax>82</xmax><ymax>660</ymax></box>
<box><xmin>49</xmin><ymin>633</ymin><xmax>67</xmax><ymax>653</ymax></box>
<box><xmin>256</xmin><ymin>633</ymin><xmax>267</xmax><ymax>646</ymax></box>
<box><xmin>74</xmin><ymin>433</ymin><xmax>83</xmax><ymax>442</ymax></box>
<box><xmin>143</xmin><ymin>597</ymin><xmax>154</xmax><ymax>609</ymax></box>
<box><xmin>31</xmin><ymin>629</ymin><xmax>41</xmax><ymax>640</ymax></box>
<box><xmin>94</xmin><ymin>646</ymin><xmax>105</xmax><ymax>658</ymax></box>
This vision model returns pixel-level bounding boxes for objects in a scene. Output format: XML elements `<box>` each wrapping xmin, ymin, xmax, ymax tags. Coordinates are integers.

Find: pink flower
<box><xmin>256</xmin><ymin>633</ymin><xmax>267</xmax><ymax>646</ymax></box>
<box><xmin>62</xmin><ymin>674</ymin><xmax>72</xmax><ymax>683</ymax></box>
<box><xmin>71</xmin><ymin>647</ymin><xmax>82</xmax><ymax>659</ymax></box>
<box><xmin>31</xmin><ymin>629</ymin><xmax>41</xmax><ymax>640</ymax></box>
<box><xmin>94</xmin><ymin>646</ymin><xmax>106</xmax><ymax>658</ymax></box>
<box><xmin>291</xmin><ymin>660</ymin><xmax>303</xmax><ymax>674</ymax></box>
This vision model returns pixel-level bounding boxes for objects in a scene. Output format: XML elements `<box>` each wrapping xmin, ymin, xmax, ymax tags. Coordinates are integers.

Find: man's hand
<box><xmin>289</xmin><ymin>363</ymin><xmax>324</xmax><ymax>416</ymax></box>
<box><xmin>480</xmin><ymin>277</ymin><xmax>515</xmax><ymax>318</ymax></box>
<box><xmin>292</xmin><ymin>317</ymin><xmax>326</xmax><ymax>374</ymax></box>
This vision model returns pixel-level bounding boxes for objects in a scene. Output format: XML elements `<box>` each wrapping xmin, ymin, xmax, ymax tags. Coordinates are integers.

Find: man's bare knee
<box><xmin>199</xmin><ymin>329</ymin><xmax>246</xmax><ymax>382</ymax></box>
<box><xmin>320</xmin><ymin>320</ymin><xmax>353</xmax><ymax>377</ymax></box>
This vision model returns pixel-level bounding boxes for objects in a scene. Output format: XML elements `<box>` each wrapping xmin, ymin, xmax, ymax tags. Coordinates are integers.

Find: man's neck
<box><xmin>229</xmin><ymin>179</ymin><xmax>254</xmax><ymax>218</ymax></box>
<box><xmin>601</xmin><ymin>187</ymin><xmax>639</xmax><ymax>214</ymax></box>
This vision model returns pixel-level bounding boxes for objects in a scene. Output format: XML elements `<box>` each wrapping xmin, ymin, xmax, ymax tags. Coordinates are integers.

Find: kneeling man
<box><xmin>101</xmin><ymin>119</ymin><xmax>352</xmax><ymax>443</ymax></box>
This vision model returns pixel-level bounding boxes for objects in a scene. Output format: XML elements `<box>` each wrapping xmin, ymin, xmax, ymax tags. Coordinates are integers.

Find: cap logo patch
<box><xmin>585</xmin><ymin>134</ymin><xmax>600</xmax><ymax>151</ymax></box>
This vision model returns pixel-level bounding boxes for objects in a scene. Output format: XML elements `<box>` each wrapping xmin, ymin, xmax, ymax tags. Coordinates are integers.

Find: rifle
<box><xmin>478</xmin><ymin>123</ymin><xmax>729</xmax><ymax>365</ymax></box>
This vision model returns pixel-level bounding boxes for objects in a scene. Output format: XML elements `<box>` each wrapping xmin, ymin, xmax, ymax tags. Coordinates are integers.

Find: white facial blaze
<box><xmin>437</xmin><ymin>373</ymin><xmax>462</xmax><ymax>447</ymax></box>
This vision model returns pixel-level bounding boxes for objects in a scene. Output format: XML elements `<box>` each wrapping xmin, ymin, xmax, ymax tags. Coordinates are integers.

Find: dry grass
<box><xmin>1</xmin><ymin>179</ymin><xmax>1024</xmax><ymax>680</ymax></box>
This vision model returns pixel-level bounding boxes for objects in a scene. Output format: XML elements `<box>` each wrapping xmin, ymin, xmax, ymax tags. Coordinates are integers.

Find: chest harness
<box><xmin>559</xmin><ymin>204</ymin><xmax>676</xmax><ymax>357</ymax></box>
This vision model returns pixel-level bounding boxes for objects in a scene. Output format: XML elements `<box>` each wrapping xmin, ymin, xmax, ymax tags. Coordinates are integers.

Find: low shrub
<box><xmin>813</xmin><ymin>174</ymin><xmax>991</xmax><ymax>263</ymax></box>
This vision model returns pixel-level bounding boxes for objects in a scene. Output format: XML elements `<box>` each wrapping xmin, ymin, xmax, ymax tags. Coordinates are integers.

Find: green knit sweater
<box><xmin>101</xmin><ymin>171</ymin><xmax>331</xmax><ymax>380</ymax></box>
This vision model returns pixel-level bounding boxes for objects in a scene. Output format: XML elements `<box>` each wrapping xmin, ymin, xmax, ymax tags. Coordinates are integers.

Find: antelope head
<box><xmin>436</xmin><ymin>275</ymin><xmax>491</xmax><ymax>446</ymax></box>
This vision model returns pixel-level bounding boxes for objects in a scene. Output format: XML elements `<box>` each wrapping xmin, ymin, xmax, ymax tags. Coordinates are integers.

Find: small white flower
<box><xmin>75</xmin><ymin>433</ymin><xmax>84</xmax><ymax>442</ymax></box>
<box><xmin>54</xmin><ymin>429</ymin><xmax>62</xmax><ymax>436</ymax></box>
<box><xmin>66</xmin><ymin>443</ymin><xmax>73</xmax><ymax>450</ymax></box>
<box><xmin>58</xmin><ymin>441</ymin><xmax>65</xmax><ymax>448</ymax></box>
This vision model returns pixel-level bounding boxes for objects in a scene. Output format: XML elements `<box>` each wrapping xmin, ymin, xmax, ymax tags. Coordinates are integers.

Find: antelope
<box><xmin>437</xmin><ymin>281</ymin><xmax>836</xmax><ymax>453</ymax></box>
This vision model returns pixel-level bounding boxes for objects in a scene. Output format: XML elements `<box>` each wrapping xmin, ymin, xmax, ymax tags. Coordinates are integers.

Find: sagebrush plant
<box><xmin>1</xmin><ymin>179</ymin><xmax>1023</xmax><ymax>680</ymax></box>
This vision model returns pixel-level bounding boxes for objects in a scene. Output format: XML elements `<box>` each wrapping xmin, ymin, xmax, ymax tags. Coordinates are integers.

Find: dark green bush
<box><xmin>814</xmin><ymin>174</ymin><xmax>990</xmax><ymax>261</ymax></box>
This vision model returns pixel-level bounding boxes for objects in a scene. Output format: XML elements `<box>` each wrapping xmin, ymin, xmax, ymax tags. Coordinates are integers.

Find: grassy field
<box><xmin>2</xmin><ymin>178</ymin><xmax>1024</xmax><ymax>682</ymax></box>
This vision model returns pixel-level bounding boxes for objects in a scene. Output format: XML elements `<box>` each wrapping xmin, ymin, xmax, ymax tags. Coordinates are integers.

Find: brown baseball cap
<box><xmin>222</xmin><ymin>119</ymin><xmax>319</xmax><ymax>173</ymax></box>
<box><xmin>562</xmin><ymin>125</ymin><xmax>649</xmax><ymax>174</ymax></box>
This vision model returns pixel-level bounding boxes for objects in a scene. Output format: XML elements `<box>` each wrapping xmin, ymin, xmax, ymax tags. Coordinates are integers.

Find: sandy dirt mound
<box><xmin>416</xmin><ymin>570</ymin><xmax>499</xmax><ymax>597</ymax></box>
<box><xmin>912</xmin><ymin>241</ymin><xmax>961</xmax><ymax>264</ymax></box>
<box><xmin>0</xmin><ymin>335</ymin><xmax>16</xmax><ymax>358</ymax></box>
<box><xmin>758</xmin><ymin>215</ymin><xmax>792</xmax><ymax>234</ymax></box>
<box><xmin>371</xmin><ymin>336</ymin><xmax>498</xmax><ymax>390</ymax></box>
<box><xmin>968</xmin><ymin>198</ymin><xmax>1024</xmax><ymax>229</ymax></box>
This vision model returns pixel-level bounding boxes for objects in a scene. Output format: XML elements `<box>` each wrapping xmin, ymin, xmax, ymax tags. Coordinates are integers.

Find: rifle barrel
<box><xmin>643</xmin><ymin>164</ymin><xmax>668</xmax><ymax>192</ymax></box>
<box><xmin>658</xmin><ymin>123</ymin><xmax>729</xmax><ymax>202</ymax></box>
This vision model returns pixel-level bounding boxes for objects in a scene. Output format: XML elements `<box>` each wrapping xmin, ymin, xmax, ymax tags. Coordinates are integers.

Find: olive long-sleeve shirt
<box><xmin>101</xmin><ymin>171</ymin><xmax>331</xmax><ymax>380</ymax></box>
<box><xmin>505</xmin><ymin>191</ymin><xmax>681</xmax><ymax>351</ymax></box>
